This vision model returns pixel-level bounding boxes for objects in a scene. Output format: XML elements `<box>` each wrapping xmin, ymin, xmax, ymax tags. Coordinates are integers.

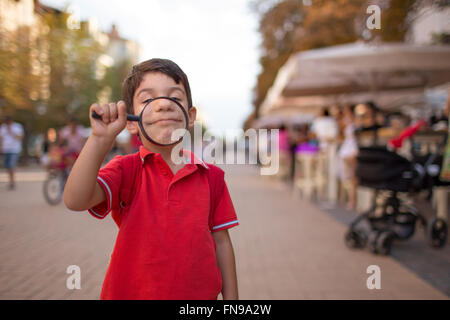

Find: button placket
<box><xmin>167</xmin><ymin>184</ymin><xmax>180</xmax><ymax>205</ymax></box>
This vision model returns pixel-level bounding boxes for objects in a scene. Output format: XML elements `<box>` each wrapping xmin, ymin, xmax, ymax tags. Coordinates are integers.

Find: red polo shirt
<box><xmin>88</xmin><ymin>146</ymin><xmax>238</xmax><ymax>300</ymax></box>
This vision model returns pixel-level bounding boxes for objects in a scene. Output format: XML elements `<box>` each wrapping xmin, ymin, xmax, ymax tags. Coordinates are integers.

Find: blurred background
<box><xmin>0</xmin><ymin>0</ymin><xmax>449</xmax><ymax>300</ymax></box>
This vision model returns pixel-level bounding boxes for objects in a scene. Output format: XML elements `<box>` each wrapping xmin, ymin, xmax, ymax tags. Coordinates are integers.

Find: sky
<box><xmin>40</xmin><ymin>0</ymin><xmax>262</xmax><ymax>136</ymax></box>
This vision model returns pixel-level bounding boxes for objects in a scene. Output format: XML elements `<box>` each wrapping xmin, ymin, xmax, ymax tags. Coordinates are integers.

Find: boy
<box><xmin>63</xmin><ymin>58</ymin><xmax>239</xmax><ymax>300</ymax></box>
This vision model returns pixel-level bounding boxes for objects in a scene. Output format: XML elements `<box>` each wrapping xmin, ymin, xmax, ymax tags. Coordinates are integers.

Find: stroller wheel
<box><xmin>368</xmin><ymin>230</ymin><xmax>381</xmax><ymax>254</ymax></box>
<box><xmin>376</xmin><ymin>231</ymin><xmax>395</xmax><ymax>255</ymax></box>
<box><xmin>345</xmin><ymin>229</ymin><xmax>367</xmax><ymax>249</ymax></box>
<box><xmin>427</xmin><ymin>218</ymin><xmax>448</xmax><ymax>248</ymax></box>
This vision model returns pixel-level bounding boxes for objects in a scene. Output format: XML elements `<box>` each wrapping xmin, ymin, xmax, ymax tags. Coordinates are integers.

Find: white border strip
<box><xmin>88</xmin><ymin>176</ymin><xmax>112</xmax><ymax>218</ymax></box>
<box><xmin>212</xmin><ymin>220</ymin><xmax>239</xmax><ymax>230</ymax></box>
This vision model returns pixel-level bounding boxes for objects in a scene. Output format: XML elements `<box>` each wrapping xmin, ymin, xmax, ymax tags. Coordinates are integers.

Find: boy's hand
<box><xmin>90</xmin><ymin>101</ymin><xmax>127</xmax><ymax>141</ymax></box>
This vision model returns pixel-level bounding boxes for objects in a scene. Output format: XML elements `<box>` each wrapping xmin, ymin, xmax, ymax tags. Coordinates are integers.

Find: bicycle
<box><xmin>42</xmin><ymin>149</ymin><xmax>77</xmax><ymax>205</ymax></box>
<box><xmin>43</xmin><ymin>167</ymin><xmax>68</xmax><ymax>205</ymax></box>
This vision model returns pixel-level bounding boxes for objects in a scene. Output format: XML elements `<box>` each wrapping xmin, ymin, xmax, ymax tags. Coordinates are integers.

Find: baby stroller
<box><xmin>344</xmin><ymin>128</ymin><xmax>449</xmax><ymax>255</ymax></box>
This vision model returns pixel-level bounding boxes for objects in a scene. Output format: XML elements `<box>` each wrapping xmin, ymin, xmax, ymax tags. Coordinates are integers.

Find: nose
<box><xmin>153</xmin><ymin>98</ymin><xmax>175</xmax><ymax>113</ymax></box>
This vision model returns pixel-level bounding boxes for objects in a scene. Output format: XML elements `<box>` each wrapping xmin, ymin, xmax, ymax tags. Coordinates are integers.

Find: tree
<box><xmin>101</xmin><ymin>58</ymin><xmax>134</xmax><ymax>104</ymax></box>
<box><xmin>250</xmin><ymin>0</ymin><xmax>305</xmax><ymax>116</ymax></box>
<box><xmin>0</xmin><ymin>24</ymin><xmax>43</xmax><ymax>161</ymax></box>
<box><xmin>0</xmin><ymin>8</ymin><xmax>107</xmax><ymax>161</ymax></box>
<box><xmin>41</xmin><ymin>13</ymin><xmax>104</xmax><ymax>128</ymax></box>
<box><xmin>371</xmin><ymin>0</ymin><xmax>417</xmax><ymax>42</ymax></box>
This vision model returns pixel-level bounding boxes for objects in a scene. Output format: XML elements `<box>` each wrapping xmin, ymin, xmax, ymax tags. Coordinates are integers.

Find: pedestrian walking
<box><xmin>0</xmin><ymin>116</ymin><xmax>24</xmax><ymax>190</ymax></box>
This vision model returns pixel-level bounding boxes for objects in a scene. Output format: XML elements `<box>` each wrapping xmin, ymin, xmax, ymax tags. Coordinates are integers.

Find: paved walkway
<box><xmin>0</xmin><ymin>165</ymin><xmax>447</xmax><ymax>299</ymax></box>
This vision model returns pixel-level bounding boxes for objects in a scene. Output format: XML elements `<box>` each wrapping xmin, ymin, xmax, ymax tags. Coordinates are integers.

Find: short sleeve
<box><xmin>88</xmin><ymin>155</ymin><xmax>123</xmax><ymax>219</ymax></box>
<box><xmin>59</xmin><ymin>127</ymin><xmax>68</xmax><ymax>139</ymax></box>
<box><xmin>210</xmin><ymin>177</ymin><xmax>239</xmax><ymax>232</ymax></box>
<box><xmin>14</xmin><ymin>123</ymin><xmax>24</xmax><ymax>136</ymax></box>
<box><xmin>310</xmin><ymin>120</ymin><xmax>315</xmax><ymax>131</ymax></box>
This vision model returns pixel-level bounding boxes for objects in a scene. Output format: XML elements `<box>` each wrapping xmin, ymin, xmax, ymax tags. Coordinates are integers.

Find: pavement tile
<box><xmin>0</xmin><ymin>165</ymin><xmax>448</xmax><ymax>300</ymax></box>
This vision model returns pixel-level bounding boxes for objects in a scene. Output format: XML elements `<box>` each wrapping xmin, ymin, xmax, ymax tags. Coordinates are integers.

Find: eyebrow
<box><xmin>136</xmin><ymin>86</ymin><xmax>185</xmax><ymax>99</ymax></box>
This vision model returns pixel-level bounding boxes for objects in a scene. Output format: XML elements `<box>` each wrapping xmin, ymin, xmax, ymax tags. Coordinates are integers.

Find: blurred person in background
<box><xmin>59</xmin><ymin>117</ymin><xmax>87</xmax><ymax>167</ymax></box>
<box><xmin>375</xmin><ymin>110</ymin><xmax>388</xmax><ymax>128</ymax></box>
<box><xmin>388</xmin><ymin>112</ymin><xmax>408</xmax><ymax>131</ymax></box>
<box><xmin>277</xmin><ymin>124</ymin><xmax>291</xmax><ymax>180</ymax></box>
<box><xmin>329</xmin><ymin>104</ymin><xmax>341</xmax><ymax>120</ymax></box>
<box><xmin>47</xmin><ymin>134</ymin><xmax>70</xmax><ymax>172</ymax></box>
<box><xmin>354</xmin><ymin>102</ymin><xmax>382</xmax><ymax>131</ymax></box>
<box><xmin>278</xmin><ymin>124</ymin><xmax>289</xmax><ymax>152</ymax></box>
<box><xmin>310</xmin><ymin>108</ymin><xmax>339</xmax><ymax>204</ymax></box>
<box><xmin>430</xmin><ymin>93</ymin><xmax>449</xmax><ymax>131</ymax></box>
<box><xmin>354</xmin><ymin>102</ymin><xmax>383</xmax><ymax>146</ymax></box>
<box><xmin>289</xmin><ymin>123</ymin><xmax>312</xmax><ymax>182</ymax></box>
<box><xmin>0</xmin><ymin>115</ymin><xmax>24</xmax><ymax>190</ymax></box>
<box><xmin>40</xmin><ymin>128</ymin><xmax>57</xmax><ymax>168</ymax></box>
<box><xmin>337</xmin><ymin>105</ymin><xmax>358</xmax><ymax>210</ymax></box>
<box><xmin>310</xmin><ymin>107</ymin><xmax>338</xmax><ymax>151</ymax></box>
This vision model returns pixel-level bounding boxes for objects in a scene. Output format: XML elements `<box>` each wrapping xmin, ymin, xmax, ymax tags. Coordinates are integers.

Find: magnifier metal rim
<box><xmin>137</xmin><ymin>96</ymin><xmax>189</xmax><ymax>147</ymax></box>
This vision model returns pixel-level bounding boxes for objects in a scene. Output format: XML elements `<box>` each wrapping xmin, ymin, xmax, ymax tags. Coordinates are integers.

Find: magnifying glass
<box><xmin>92</xmin><ymin>97</ymin><xmax>189</xmax><ymax>146</ymax></box>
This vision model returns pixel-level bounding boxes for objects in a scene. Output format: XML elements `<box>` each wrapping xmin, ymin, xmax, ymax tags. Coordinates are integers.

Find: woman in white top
<box><xmin>0</xmin><ymin>116</ymin><xmax>24</xmax><ymax>190</ymax></box>
<box><xmin>310</xmin><ymin>108</ymin><xmax>338</xmax><ymax>151</ymax></box>
<box><xmin>338</xmin><ymin>106</ymin><xmax>359</xmax><ymax>210</ymax></box>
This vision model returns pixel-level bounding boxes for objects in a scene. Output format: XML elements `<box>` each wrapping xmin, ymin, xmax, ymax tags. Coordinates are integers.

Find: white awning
<box><xmin>259</xmin><ymin>42</ymin><xmax>450</xmax><ymax>116</ymax></box>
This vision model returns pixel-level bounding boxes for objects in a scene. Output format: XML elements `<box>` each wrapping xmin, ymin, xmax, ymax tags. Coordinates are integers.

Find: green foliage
<box><xmin>0</xmin><ymin>10</ymin><xmax>128</xmax><ymax>133</ymax></box>
<box><xmin>40</xmin><ymin>12</ymin><xmax>104</xmax><ymax>129</ymax></box>
<box><xmin>100</xmin><ymin>58</ymin><xmax>134</xmax><ymax>103</ymax></box>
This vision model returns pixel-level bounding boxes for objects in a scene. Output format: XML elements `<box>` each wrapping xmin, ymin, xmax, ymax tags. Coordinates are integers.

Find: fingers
<box><xmin>117</xmin><ymin>101</ymin><xmax>127</xmax><ymax>121</ymax></box>
<box><xmin>90</xmin><ymin>102</ymin><xmax>123</xmax><ymax>124</ymax></box>
<box><xmin>108</xmin><ymin>102</ymin><xmax>118</xmax><ymax>123</ymax></box>
<box><xmin>101</xmin><ymin>104</ymin><xmax>111</xmax><ymax>123</ymax></box>
<box><xmin>90</xmin><ymin>103</ymin><xmax>104</xmax><ymax>121</ymax></box>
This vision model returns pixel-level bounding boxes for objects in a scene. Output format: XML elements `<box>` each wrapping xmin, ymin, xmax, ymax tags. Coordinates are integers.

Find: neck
<box><xmin>143</xmin><ymin>142</ymin><xmax>183</xmax><ymax>167</ymax></box>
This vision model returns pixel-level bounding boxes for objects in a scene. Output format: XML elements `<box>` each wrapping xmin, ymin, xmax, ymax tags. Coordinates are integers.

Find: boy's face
<box><xmin>127</xmin><ymin>71</ymin><xmax>197</xmax><ymax>147</ymax></box>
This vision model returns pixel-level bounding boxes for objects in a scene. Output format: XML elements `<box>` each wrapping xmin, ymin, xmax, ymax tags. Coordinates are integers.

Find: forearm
<box><xmin>215</xmin><ymin>233</ymin><xmax>239</xmax><ymax>300</ymax></box>
<box><xmin>63</xmin><ymin>135</ymin><xmax>113</xmax><ymax>211</ymax></box>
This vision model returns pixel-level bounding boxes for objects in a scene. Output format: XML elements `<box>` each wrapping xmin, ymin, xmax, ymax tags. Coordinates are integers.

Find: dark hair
<box><xmin>122</xmin><ymin>58</ymin><xmax>193</xmax><ymax>114</ymax></box>
<box><xmin>365</xmin><ymin>101</ymin><xmax>378</xmax><ymax>112</ymax></box>
<box><xmin>322</xmin><ymin>108</ymin><xmax>330</xmax><ymax>117</ymax></box>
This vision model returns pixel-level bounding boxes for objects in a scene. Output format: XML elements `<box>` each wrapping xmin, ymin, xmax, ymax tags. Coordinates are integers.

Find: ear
<box><xmin>126</xmin><ymin>121</ymin><xmax>138</xmax><ymax>134</ymax></box>
<box><xmin>187</xmin><ymin>106</ymin><xmax>197</xmax><ymax>128</ymax></box>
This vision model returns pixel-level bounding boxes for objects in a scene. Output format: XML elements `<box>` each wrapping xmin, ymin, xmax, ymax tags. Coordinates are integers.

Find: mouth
<box><xmin>148</xmin><ymin>118</ymin><xmax>182</xmax><ymax>125</ymax></box>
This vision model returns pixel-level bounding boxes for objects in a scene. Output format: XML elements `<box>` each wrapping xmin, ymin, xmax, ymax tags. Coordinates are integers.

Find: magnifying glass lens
<box><xmin>139</xmin><ymin>97</ymin><xmax>188</xmax><ymax>146</ymax></box>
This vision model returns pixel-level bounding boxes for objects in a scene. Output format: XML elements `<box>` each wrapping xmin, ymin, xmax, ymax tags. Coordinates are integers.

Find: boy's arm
<box><xmin>63</xmin><ymin>101</ymin><xmax>127</xmax><ymax>211</ymax></box>
<box><xmin>213</xmin><ymin>229</ymin><xmax>238</xmax><ymax>300</ymax></box>
<box><xmin>63</xmin><ymin>135</ymin><xmax>112</xmax><ymax>211</ymax></box>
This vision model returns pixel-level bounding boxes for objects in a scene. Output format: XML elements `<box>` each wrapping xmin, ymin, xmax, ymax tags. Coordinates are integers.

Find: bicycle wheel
<box><xmin>43</xmin><ymin>172</ymin><xmax>64</xmax><ymax>205</ymax></box>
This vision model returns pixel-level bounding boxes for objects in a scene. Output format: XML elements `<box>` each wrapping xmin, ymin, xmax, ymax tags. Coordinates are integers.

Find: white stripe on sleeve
<box><xmin>212</xmin><ymin>220</ymin><xmax>239</xmax><ymax>230</ymax></box>
<box><xmin>88</xmin><ymin>176</ymin><xmax>113</xmax><ymax>217</ymax></box>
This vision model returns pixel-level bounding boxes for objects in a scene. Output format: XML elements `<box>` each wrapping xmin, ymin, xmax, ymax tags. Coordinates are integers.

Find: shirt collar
<box><xmin>182</xmin><ymin>149</ymin><xmax>209</xmax><ymax>169</ymax></box>
<box><xmin>139</xmin><ymin>146</ymin><xmax>209</xmax><ymax>170</ymax></box>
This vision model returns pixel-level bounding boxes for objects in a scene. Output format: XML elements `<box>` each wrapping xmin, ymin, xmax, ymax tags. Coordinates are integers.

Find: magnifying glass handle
<box><xmin>91</xmin><ymin>111</ymin><xmax>102</xmax><ymax>120</ymax></box>
<box><xmin>91</xmin><ymin>111</ymin><xmax>139</xmax><ymax>122</ymax></box>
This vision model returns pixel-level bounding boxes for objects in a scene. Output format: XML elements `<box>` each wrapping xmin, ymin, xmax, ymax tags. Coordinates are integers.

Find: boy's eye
<box><xmin>171</xmin><ymin>97</ymin><xmax>182</xmax><ymax>102</ymax></box>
